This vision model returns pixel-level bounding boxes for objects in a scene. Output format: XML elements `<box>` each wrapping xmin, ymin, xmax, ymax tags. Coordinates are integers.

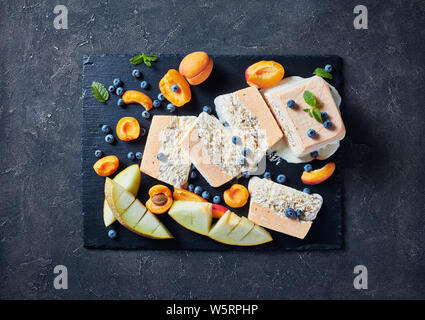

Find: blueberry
<box><xmin>157</xmin><ymin>153</ymin><xmax>167</xmax><ymax>161</ymax></box>
<box><xmin>264</xmin><ymin>171</ymin><xmax>271</xmax><ymax>179</ymax></box>
<box><xmin>223</xmin><ymin>121</ymin><xmax>229</xmax><ymax>127</ymax></box>
<box><xmin>171</xmin><ymin>84</ymin><xmax>179</xmax><ymax>92</ymax></box>
<box><xmin>284</xmin><ymin>208</ymin><xmax>296</xmax><ymax>219</ymax></box>
<box><xmin>190</xmin><ymin>171</ymin><xmax>197</xmax><ymax>179</ymax></box>
<box><xmin>117</xmin><ymin>98</ymin><xmax>125</xmax><ymax>107</ymax></box>
<box><xmin>187</xmin><ymin>184</ymin><xmax>195</xmax><ymax>192</ymax></box>
<box><xmin>296</xmin><ymin>209</ymin><xmax>303</xmax><ymax>217</ymax></box>
<box><xmin>142</xmin><ymin>110</ymin><xmax>151</xmax><ymax>119</ymax></box>
<box><xmin>307</xmin><ymin>129</ymin><xmax>316</xmax><ymax>138</ymax></box>
<box><xmin>108</xmin><ymin>85</ymin><xmax>116</xmax><ymax>94</ymax></box>
<box><xmin>105</xmin><ymin>134</ymin><xmax>114</xmax><ymax>144</ymax></box>
<box><xmin>116</xmin><ymin>87</ymin><xmax>124</xmax><ymax>96</ymax></box>
<box><xmin>135</xmin><ymin>152</ymin><xmax>143</xmax><ymax>160</ymax></box>
<box><xmin>153</xmin><ymin>100</ymin><xmax>161</xmax><ymax>108</ymax></box>
<box><xmin>113</xmin><ymin>78</ymin><xmax>122</xmax><ymax>87</ymax></box>
<box><xmin>101</xmin><ymin>125</ymin><xmax>112</xmax><ymax>134</ymax></box>
<box><xmin>277</xmin><ymin>174</ymin><xmax>286</xmax><ymax>183</ymax></box>
<box><xmin>323</xmin><ymin>120</ymin><xmax>333</xmax><ymax>129</ymax></box>
<box><xmin>201</xmin><ymin>191</ymin><xmax>210</xmax><ymax>200</ymax></box>
<box><xmin>242</xmin><ymin>147</ymin><xmax>250</xmax><ymax>157</ymax></box>
<box><xmin>325</xmin><ymin>64</ymin><xmax>333</xmax><ymax>73</ymax></box>
<box><xmin>140</xmin><ymin>128</ymin><xmax>147</xmax><ymax>136</ymax></box>
<box><xmin>304</xmin><ymin>164</ymin><xmax>313</xmax><ymax>172</ymax></box>
<box><xmin>108</xmin><ymin>229</ymin><xmax>117</xmax><ymax>239</ymax></box>
<box><xmin>287</xmin><ymin>100</ymin><xmax>295</xmax><ymax>108</ymax></box>
<box><xmin>127</xmin><ymin>152</ymin><xmax>135</xmax><ymax>160</ymax></box>
<box><xmin>191</xmin><ymin>164</ymin><xmax>196</xmax><ymax>170</ymax></box>
<box><xmin>242</xmin><ymin>171</ymin><xmax>250</xmax><ymax>178</ymax></box>
<box><xmin>321</xmin><ymin>112</ymin><xmax>328</xmax><ymax>120</ymax></box>
<box><xmin>238</xmin><ymin>158</ymin><xmax>247</xmax><ymax>166</ymax></box>
<box><xmin>232</xmin><ymin>136</ymin><xmax>240</xmax><ymax>144</ymax></box>
<box><xmin>213</xmin><ymin>195</ymin><xmax>221</xmax><ymax>204</ymax></box>
<box><xmin>140</xmin><ymin>81</ymin><xmax>149</xmax><ymax>90</ymax></box>
<box><xmin>158</xmin><ymin>93</ymin><xmax>165</xmax><ymax>101</ymax></box>
<box><xmin>303</xmin><ymin>187</ymin><xmax>311</xmax><ymax>194</ymax></box>
<box><xmin>194</xmin><ymin>186</ymin><xmax>203</xmax><ymax>195</ymax></box>
<box><xmin>310</xmin><ymin>151</ymin><xmax>319</xmax><ymax>158</ymax></box>
<box><xmin>132</xmin><ymin>69</ymin><xmax>142</xmax><ymax>78</ymax></box>
<box><xmin>203</xmin><ymin>105</ymin><xmax>212</xmax><ymax>114</ymax></box>
<box><xmin>94</xmin><ymin>150</ymin><xmax>103</xmax><ymax>158</ymax></box>
<box><xmin>167</xmin><ymin>103</ymin><xmax>176</xmax><ymax>112</ymax></box>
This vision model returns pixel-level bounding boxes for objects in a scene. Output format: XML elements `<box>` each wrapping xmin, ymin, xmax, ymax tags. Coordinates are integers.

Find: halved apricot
<box><xmin>122</xmin><ymin>90</ymin><xmax>153</xmax><ymax>111</ymax></box>
<box><xmin>301</xmin><ymin>162</ymin><xmax>336</xmax><ymax>185</ymax></box>
<box><xmin>173</xmin><ymin>188</ymin><xmax>207</xmax><ymax>202</ymax></box>
<box><xmin>159</xmin><ymin>69</ymin><xmax>191</xmax><ymax>107</ymax></box>
<box><xmin>223</xmin><ymin>184</ymin><xmax>249</xmax><ymax>208</ymax></box>
<box><xmin>245</xmin><ymin>61</ymin><xmax>285</xmax><ymax>88</ymax></box>
<box><xmin>212</xmin><ymin>204</ymin><xmax>228</xmax><ymax>219</ymax></box>
<box><xmin>179</xmin><ymin>52</ymin><xmax>213</xmax><ymax>85</ymax></box>
<box><xmin>116</xmin><ymin>117</ymin><xmax>140</xmax><ymax>141</ymax></box>
<box><xmin>93</xmin><ymin>155</ymin><xmax>119</xmax><ymax>177</ymax></box>
<box><xmin>146</xmin><ymin>185</ymin><xmax>174</xmax><ymax>214</ymax></box>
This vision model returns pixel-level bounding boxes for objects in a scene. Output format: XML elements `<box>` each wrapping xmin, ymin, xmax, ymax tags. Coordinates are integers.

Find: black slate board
<box><xmin>82</xmin><ymin>54</ymin><xmax>343</xmax><ymax>251</ymax></box>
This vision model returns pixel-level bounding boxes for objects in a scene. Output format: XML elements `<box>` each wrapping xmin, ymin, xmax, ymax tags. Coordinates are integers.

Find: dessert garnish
<box><xmin>313</xmin><ymin>67</ymin><xmax>333</xmax><ymax>79</ymax></box>
<box><xmin>129</xmin><ymin>54</ymin><xmax>158</xmax><ymax>67</ymax></box>
<box><xmin>303</xmin><ymin>90</ymin><xmax>323</xmax><ymax>123</ymax></box>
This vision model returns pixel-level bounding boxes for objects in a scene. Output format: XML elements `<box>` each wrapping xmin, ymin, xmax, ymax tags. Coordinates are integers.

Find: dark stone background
<box><xmin>0</xmin><ymin>0</ymin><xmax>424</xmax><ymax>299</ymax></box>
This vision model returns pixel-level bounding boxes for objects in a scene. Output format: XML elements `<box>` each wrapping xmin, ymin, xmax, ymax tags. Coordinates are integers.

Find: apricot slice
<box><xmin>173</xmin><ymin>188</ymin><xmax>207</xmax><ymax>202</ymax></box>
<box><xmin>223</xmin><ymin>184</ymin><xmax>249</xmax><ymax>208</ymax></box>
<box><xmin>301</xmin><ymin>162</ymin><xmax>336</xmax><ymax>185</ymax></box>
<box><xmin>146</xmin><ymin>185</ymin><xmax>174</xmax><ymax>214</ymax></box>
<box><xmin>245</xmin><ymin>60</ymin><xmax>285</xmax><ymax>88</ymax></box>
<box><xmin>116</xmin><ymin>117</ymin><xmax>140</xmax><ymax>141</ymax></box>
<box><xmin>179</xmin><ymin>51</ymin><xmax>213</xmax><ymax>85</ymax></box>
<box><xmin>159</xmin><ymin>69</ymin><xmax>191</xmax><ymax>107</ymax></box>
<box><xmin>93</xmin><ymin>155</ymin><xmax>119</xmax><ymax>177</ymax></box>
<box><xmin>212</xmin><ymin>204</ymin><xmax>228</xmax><ymax>219</ymax></box>
<box><xmin>122</xmin><ymin>90</ymin><xmax>153</xmax><ymax>111</ymax></box>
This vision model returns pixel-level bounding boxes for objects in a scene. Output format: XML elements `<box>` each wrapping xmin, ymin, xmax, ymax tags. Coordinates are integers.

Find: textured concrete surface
<box><xmin>0</xmin><ymin>0</ymin><xmax>424</xmax><ymax>299</ymax></box>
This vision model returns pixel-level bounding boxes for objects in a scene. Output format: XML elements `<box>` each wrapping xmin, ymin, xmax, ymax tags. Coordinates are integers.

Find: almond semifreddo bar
<box><xmin>140</xmin><ymin>115</ymin><xmax>196</xmax><ymax>188</ymax></box>
<box><xmin>262</xmin><ymin>76</ymin><xmax>346</xmax><ymax>157</ymax></box>
<box><xmin>247</xmin><ymin>177</ymin><xmax>323</xmax><ymax>239</ymax></box>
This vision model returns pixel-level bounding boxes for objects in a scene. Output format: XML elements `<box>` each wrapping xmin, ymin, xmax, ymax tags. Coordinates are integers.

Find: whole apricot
<box><xmin>179</xmin><ymin>51</ymin><xmax>213</xmax><ymax>85</ymax></box>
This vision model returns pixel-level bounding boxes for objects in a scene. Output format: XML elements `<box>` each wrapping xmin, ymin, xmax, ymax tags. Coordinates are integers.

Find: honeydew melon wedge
<box><xmin>168</xmin><ymin>201</ymin><xmax>212</xmax><ymax>236</ymax></box>
<box><xmin>168</xmin><ymin>200</ymin><xmax>272</xmax><ymax>246</ymax></box>
<box><xmin>103</xmin><ymin>164</ymin><xmax>141</xmax><ymax>226</ymax></box>
<box><xmin>105</xmin><ymin>178</ymin><xmax>173</xmax><ymax>239</ymax></box>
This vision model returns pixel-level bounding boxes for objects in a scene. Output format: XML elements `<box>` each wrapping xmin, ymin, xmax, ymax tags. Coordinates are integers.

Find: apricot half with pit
<box><xmin>159</xmin><ymin>69</ymin><xmax>191</xmax><ymax>107</ymax></box>
<box><xmin>179</xmin><ymin>51</ymin><xmax>213</xmax><ymax>85</ymax></box>
<box><xmin>122</xmin><ymin>90</ymin><xmax>153</xmax><ymax>111</ymax></box>
<box><xmin>245</xmin><ymin>60</ymin><xmax>285</xmax><ymax>88</ymax></box>
<box><xmin>146</xmin><ymin>185</ymin><xmax>174</xmax><ymax>214</ymax></box>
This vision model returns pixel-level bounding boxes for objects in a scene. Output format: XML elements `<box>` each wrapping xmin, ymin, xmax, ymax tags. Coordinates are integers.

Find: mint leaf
<box><xmin>130</xmin><ymin>54</ymin><xmax>158</xmax><ymax>67</ymax></box>
<box><xmin>313</xmin><ymin>68</ymin><xmax>333</xmax><ymax>79</ymax></box>
<box><xmin>312</xmin><ymin>107</ymin><xmax>323</xmax><ymax>123</ymax></box>
<box><xmin>91</xmin><ymin>81</ymin><xmax>109</xmax><ymax>103</ymax></box>
<box><xmin>130</xmin><ymin>54</ymin><xmax>145</xmax><ymax>65</ymax></box>
<box><xmin>303</xmin><ymin>90</ymin><xmax>316</xmax><ymax>107</ymax></box>
<box><xmin>307</xmin><ymin>109</ymin><xmax>313</xmax><ymax>118</ymax></box>
<box><xmin>303</xmin><ymin>108</ymin><xmax>310</xmax><ymax>113</ymax></box>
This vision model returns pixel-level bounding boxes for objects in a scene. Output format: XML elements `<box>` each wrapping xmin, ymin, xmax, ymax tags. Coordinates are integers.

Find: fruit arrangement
<box><xmin>87</xmin><ymin>52</ymin><xmax>341</xmax><ymax>246</ymax></box>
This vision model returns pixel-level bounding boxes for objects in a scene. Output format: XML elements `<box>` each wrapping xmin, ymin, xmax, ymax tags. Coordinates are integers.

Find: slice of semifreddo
<box><xmin>181</xmin><ymin>112</ymin><xmax>246</xmax><ymax>187</ymax></box>
<box><xmin>140</xmin><ymin>115</ymin><xmax>196</xmax><ymax>188</ymax></box>
<box><xmin>247</xmin><ymin>177</ymin><xmax>323</xmax><ymax>239</ymax></box>
<box><xmin>105</xmin><ymin>178</ymin><xmax>173</xmax><ymax>239</ymax></box>
<box><xmin>214</xmin><ymin>86</ymin><xmax>283</xmax><ymax>161</ymax></box>
<box><xmin>262</xmin><ymin>76</ymin><xmax>346</xmax><ymax>157</ymax></box>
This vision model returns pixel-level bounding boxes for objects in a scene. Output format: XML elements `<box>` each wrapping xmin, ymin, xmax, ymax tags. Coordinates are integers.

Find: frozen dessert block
<box><xmin>262</xmin><ymin>76</ymin><xmax>345</xmax><ymax>157</ymax></box>
<box><xmin>247</xmin><ymin>177</ymin><xmax>323</xmax><ymax>239</ymax></box>
<box><xmin>140</xmin><ymin>116</ymin><xmax>196</xmax><ymax>188</ymax></box>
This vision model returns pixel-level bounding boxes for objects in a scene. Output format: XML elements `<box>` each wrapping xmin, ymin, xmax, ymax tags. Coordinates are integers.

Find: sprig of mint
<box><xmin>91</xmin><ymin>81</ymin><xmax>109</xmax><ymax>103</ymax></box>
<box><xmin>303</xmin><ymin>90</ymin><xmax>323</xmax><ymax>123</ymax></box>
<box><xmin>130</xmin><ymin>54</ymin><xmax>158</xmax><ymax>67</ymax></box>
<box><xmin>313</xmin><ymin>67</ymin><xmax>333</xmax><ymax>80</ymax></box>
